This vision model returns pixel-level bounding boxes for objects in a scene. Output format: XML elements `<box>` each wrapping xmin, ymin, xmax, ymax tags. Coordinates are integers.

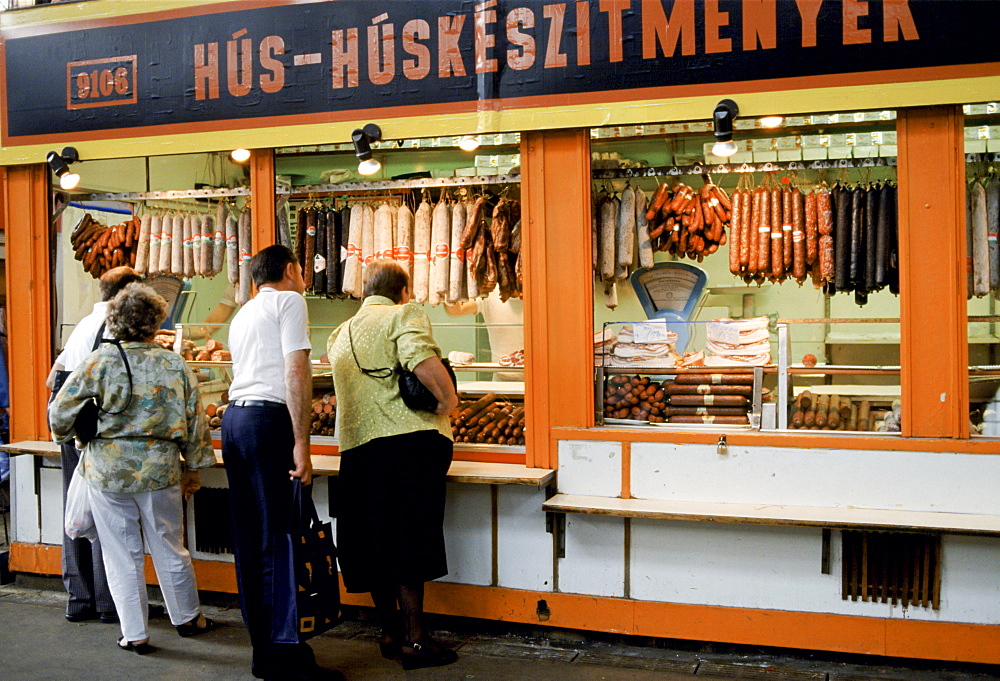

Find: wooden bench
<box><xmin>0</xmin><ymin>441</ymin><xmax>554</xmax><ymax>487</ymax></box>
<box><xmin>543</xmin><ymin>493</ymin><xmax>1000</xmax><ymax>536</ymax></box>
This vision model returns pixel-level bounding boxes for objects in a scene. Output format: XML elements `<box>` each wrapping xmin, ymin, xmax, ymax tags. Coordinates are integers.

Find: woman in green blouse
<box><xmin>327</xmin><ymin>259</ymin><xmax>460</xmax><ymax>670</ymax></box>
<box><xmin>50</xmin><ymin>283</ymin><xmax>217</xmax><ymax>654</ymax></box>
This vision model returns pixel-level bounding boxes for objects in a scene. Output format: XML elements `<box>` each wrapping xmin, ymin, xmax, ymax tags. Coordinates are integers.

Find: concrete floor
<box><xmin>0</xmin><ymin>582</ymin><xmax>998</xmax><ymax>681</ymax></box>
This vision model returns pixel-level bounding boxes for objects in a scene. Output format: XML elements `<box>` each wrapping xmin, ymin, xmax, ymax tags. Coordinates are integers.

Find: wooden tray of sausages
<box><xmin>665</xmin><ymin>384</ymin><xmax>754</xmax><ymax>397</ymax></box>
<box><xmin>668</xmin><ymin>394</ymin><xmax>749</xmax><ymax>407</ymax></box>
<box><xmin>663</xmin><ymin>406</ymin><xmax>749</xmax><ymax>417</ymax></box>
<box><xmin>673</xmin><ymin>373</ymin><xmax>755</xmax><ymax>386</ymax></box>
<box><xmin>667</xmin><ymin>415</ymin><xmax>750</xmax><ymax>424</ymax></box>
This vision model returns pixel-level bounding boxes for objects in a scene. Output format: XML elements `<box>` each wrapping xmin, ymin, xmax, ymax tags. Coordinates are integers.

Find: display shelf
<box><xmin>451</xmin><ymin>362</ymin><xmax>524</xmax><ymax>372</ymax></box>
<box><xmin>457</xmin><ymin>381</ymin><xmax>524</xmax><ymax>396</ymax></box>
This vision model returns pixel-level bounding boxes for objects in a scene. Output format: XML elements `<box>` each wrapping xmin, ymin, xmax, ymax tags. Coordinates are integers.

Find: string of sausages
<box><xmin>297</xmin><ymin>193</ymin><xmax>522</xmax><ymax>304</ymax></box>
<box><xmin>726</xmin><ymin>178</ymin><xmax>900</xmax><ymax>303</ymax></box>
<box><xmin>71</xmin><ymin>213</ymin><xmax>141</xmax><ymax>278</ymax></box>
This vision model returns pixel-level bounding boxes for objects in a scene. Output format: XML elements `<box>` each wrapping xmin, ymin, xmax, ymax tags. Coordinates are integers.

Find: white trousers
<box><xmin>90</xmin><ymin>484</ymin><xmax>200</xmax><ymax>642</ymax></box>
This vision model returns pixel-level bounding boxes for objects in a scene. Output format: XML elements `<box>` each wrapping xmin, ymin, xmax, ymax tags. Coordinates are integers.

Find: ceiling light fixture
<box><xmin>230</xmin><ymin>148</ymin><xmax>251</xmax><ymax>163</ymax></box>
<box><xmin>459</xmin><ymin>135</ymin><xmax>480</xmax><ymax>152</ymax></box>
<box><xmin>352</xmin><ymin>123</ymin><xmax>383</xmax><ymax>176</ymax></box>
<box><xmin>760</xmin><ymin>115</ymin><xmax>784</xmax><ymax>128</ymax></box>
<box><xmin>46</xmin><ymin>146</ymin><xmax>81</xmax><ymax>191</ymax></box>
<box><xmin>711</xmin><ymin>99</ymin><xmax>740</xmax><ymax>158</ymax></box>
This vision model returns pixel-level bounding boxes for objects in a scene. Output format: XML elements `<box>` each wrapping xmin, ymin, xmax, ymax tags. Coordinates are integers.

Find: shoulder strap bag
<box><xmin>347</xmin><ymin>320</ymin><xmax>455</xmax><ymax>413</ymax></box>
<box><xmin>74</xmin><ymin>337</ymin><xmax>134</xmax><ymax>446</ymax></box>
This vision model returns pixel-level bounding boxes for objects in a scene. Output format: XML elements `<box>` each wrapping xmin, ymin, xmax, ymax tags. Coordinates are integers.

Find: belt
<box><xmin>231</xmin><ymin>399</ymin><xmax>286</xmax><ymax>410</ymax></box>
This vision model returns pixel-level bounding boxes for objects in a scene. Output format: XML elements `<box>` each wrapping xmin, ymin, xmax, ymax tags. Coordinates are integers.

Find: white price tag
<box><xmin>633</xmin><ymin>321</ymin><xmax>673</xmax><ymax>344</ymax></box>
<box><xmin>707</xmin><ymin>322</ymin><xmax>740</xmax><ymax>345</ymax></box>
<box><xmin>314</xmin><ymin>253</ymin><xmax>327</xmax><ymax>273</ymax></box>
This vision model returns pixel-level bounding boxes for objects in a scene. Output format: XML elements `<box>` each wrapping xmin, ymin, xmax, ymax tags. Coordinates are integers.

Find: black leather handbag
<box><xmin>348</xmin><ymin>320</ymin><xmax>456</xmax><ymax>413</ymax></box>
<box><xmin>75</xmin><ymin>338</ymin><xmax>133</xmax><ymax>446</ymax></box>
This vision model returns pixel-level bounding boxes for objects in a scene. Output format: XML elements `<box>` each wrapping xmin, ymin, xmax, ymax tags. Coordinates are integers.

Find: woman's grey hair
<box><xmin>106</xmin><ymin>283</ymin><xmax>168</xmax><ymax>342</ymax></box>
<box><xmin>363</xmin><ymin>259</ymin><xmax>410</xmax><ymax>303</ymax></box>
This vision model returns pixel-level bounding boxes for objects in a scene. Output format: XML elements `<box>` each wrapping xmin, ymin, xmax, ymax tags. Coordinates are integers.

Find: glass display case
<box><xmin>174</xmin><ymin>320</ymin><xmax>524</xmax><ymax>449</ymax></box>
<box><xmin>591</xmin><ymin>109</ymin><xmax>903</xmax><ymax>436</ymax></box>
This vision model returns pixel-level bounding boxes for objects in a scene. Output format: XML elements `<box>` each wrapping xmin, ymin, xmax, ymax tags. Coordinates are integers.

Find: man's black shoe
<box><xmin>99</xmin><ymin>611</ymin><xmax>119</xmax><ymax>624</ymax></box>
<box><xmin>65</xmin><ymin>609</ymin><xmax>96</xmax><ymax>622</ymax></box>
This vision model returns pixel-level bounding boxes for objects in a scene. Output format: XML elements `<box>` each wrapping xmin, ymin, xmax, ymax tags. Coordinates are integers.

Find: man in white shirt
<box><xmin>221</xmin><ymin>245</ymin><xmax>342</xmax><ymax>681</ymax></box>
<box><xmin>45</xmin><ymin>266</ymin><xmax>141</xmax><ymax>624</ymax></box>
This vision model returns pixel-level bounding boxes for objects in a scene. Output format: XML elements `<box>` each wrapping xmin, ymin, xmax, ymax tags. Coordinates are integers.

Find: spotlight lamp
<box><xmin>230</xmin><ymin>148</ymin><xmax>251</xmax><ymax>163</ymax></box>
<box><xmin>352</xmin><ymin>123</ymin><xmax>383</xmax><ymax>176</ymax></box>
<box><xmin>47</xmin><ymin>146</ymin><xmax>81</xmax><ymax>190</ymax></box>
<box><xmin>760</xmin><ymin>115</ymin><xmax>784</xmax><ymax>128</ymax></box>
<box><xmin>711</xmin><ymin>98</ymin><xmax>740</xmax><ymax>158</ymax></box>
<box><xmin>459</xmin><ymin>135</ymin><xmax>481</xmax><ymax>152</ymax></box>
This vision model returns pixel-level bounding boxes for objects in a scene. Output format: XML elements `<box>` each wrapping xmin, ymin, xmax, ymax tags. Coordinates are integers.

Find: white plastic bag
<box><xmin>64</xmin><ymin>468</ymin><xmax>97</xmax><ymax>541</ymax></box>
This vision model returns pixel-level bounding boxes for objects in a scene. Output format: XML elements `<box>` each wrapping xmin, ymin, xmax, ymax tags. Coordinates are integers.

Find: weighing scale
<box><xmin>143</xmin><ymin>275</ymin><xmax>193</xmax><ymax>329</ymax></box>
<box><xmin>628</xmin><ymin>262</ymin><xmax>708</xmax><ymax>352</ymax></box>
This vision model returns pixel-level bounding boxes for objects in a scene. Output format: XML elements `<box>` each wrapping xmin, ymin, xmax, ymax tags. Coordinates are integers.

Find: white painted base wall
<box><xmin>11</xmin><ymin>441</ymin><xmax>1000</xmax><ymax>629</ymax></box>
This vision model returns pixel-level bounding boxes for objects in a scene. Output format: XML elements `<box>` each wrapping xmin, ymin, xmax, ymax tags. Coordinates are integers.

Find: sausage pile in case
<box><xmin>604</xmin><ymin>373</ymin><xmax>754</xmax><ymax>425</ymax></box>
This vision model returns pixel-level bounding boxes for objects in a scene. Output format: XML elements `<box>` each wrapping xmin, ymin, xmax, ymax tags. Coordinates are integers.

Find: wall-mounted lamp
<box><xmin>459</xmin><ymin>135</ymin><xmax>480</xmax><ymax>152</ymax></box>
<box><xmin>352</xmin><ymin>123</ymin><xmax>382</xmax><ymax>176</ymax></box>
<box><xmin>760</xmin><ymin>115</ymin><xmax>784</xmax><ymax>128</ymax></box>
<box><xmin>230</xmin><ymin>148</ymin><xmax>251</xmax><ymax>163</ymax></box>
<box><xmin>711</xmin><ymin>99</ymin><xmax>740</xmax><ymax>158</ymax></box>
<box><xmin>47</xmin><ymin>146</ymin><xmax>81</xmax><ymax>190</ymax></box>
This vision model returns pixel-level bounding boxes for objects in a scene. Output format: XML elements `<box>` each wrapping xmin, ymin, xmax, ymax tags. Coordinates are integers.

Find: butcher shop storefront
<box><xmin>1</xmin><ymin>0</ymin><xmax>998</xmax><ymax>665</ymax></box>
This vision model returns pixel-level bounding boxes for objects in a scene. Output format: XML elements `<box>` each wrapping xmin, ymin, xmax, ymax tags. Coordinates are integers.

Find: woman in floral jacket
<box><xmin>50</xmin><ymin>283</ymin><xmax>217</xmax><ymax>654</ymax></box>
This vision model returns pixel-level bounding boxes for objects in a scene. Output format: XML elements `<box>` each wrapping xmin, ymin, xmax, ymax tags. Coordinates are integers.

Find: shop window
<box><xmin>275</xmin><ymin>135</ymin><xmax>526</xmax><ymax>452</ymax></box>
<box><xmin>963</xmin><ymin>102</ymin><xmax>1000</xmax><ymax>438</ymax></box>
<box><xmin>591</xmin><ymin>111</ymin><xmax>901</xmax><ymax>434</ymax></box>
<box><xmin>841</xmin><ymin>530</ymin><xmax>941</xmax><ymax>609</ymax></box>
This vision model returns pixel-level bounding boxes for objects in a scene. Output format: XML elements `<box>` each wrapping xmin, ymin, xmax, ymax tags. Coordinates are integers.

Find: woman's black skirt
<box><xmin>335</xmin><ymin>429</ymin><xmax>453</xmax><ymax>593</ymax></box>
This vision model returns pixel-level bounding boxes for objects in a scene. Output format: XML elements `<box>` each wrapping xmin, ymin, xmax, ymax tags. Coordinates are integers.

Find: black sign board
<box><xmin>2</xmin><ymin>0</ymin><xmax>997</xmax><ymax>143</ymax></box>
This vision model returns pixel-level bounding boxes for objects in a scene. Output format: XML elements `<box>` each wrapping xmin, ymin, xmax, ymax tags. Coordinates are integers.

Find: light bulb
<box><xmin>358</xmin><ymin>158</ymin><xmax>381</xmax><ymax>176</ymax></box>
<box><xmin>59</xmin><ymin>172</ymin><xmax>81</xmax><ymax>190</ymax></box>
<box><xmin>230</xmin><ymin>148</ymin><xmax>251</xmax><ymax>163</ymax></box>
<box><xmin>459</xmin><ymin>135</ymin><xmax>480</xmax><ymax>151</ymax></box>
<box><xmin>712</xmin><ymin>140</ymin><xmax>738</xmax><ymax>157</ymax></box>
<box><xmin>760</xmin><ymin>115</ymin><xmax>784</xmax><ymax>128</ymax></box>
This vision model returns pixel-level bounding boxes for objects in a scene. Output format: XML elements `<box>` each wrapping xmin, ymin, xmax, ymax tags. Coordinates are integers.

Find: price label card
<box><xmin>314</xmin><ymin>253</ymin><xmax>327</xmax><ymax>273</ymax></box>
<box><xmin>633</xmin><ymin>321</ymin><xmax>673</xmax><ymax>344</ymax></box>
<box><xmin>707</xmin><ymin>322</ymin><xmax>740</xmax><ymax>345</ymax></box>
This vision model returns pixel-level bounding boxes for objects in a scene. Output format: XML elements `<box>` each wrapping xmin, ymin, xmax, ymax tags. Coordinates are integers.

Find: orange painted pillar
<box><xmin>249</xmin><ymin>148</ymin><xmax>276</xmax><ymax>252</ymax></box>
<box><xmin>521</xmin><ymin>130</ymin><xmax>593</xmax><ymax>469</ymax></box>
<box><xmin>896</xmin><ymin>106</ymin><xmax>968</xmax><ymax>438</ymax></box>
<box><xmin>2</xmin><ymin>165</ymin><xmax>53</xmax><ymax>441</ymax></box>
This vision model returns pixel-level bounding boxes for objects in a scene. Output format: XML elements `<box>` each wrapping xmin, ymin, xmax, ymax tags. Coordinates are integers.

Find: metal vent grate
<box><xmin>841</xmin><ymin>531</ymin><xmax>941</xmax><ymax>609</ymax></box>
<box><xmin>192</xmin><ymin>487</ymin><xmax>234</xmax><ymax>555</ymax></box>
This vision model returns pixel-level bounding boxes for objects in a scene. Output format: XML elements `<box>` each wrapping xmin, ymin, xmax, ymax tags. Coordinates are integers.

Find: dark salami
<box><xmin>295</xmin><ymin>207</ymin><xmax>307</xmax><ymax>271</ymax></box>
<box><xmin>885</xmin><ymin>184</ymin><xmax>900</xmax><ymax>295</ymax></box>
<box><xmin>666</xmin><ymin>384</ymin><xmax>753</xmax><ymax>397</ymax></box>
<box><xmin>313</xmin><ymin>208</ymin><xmax>327</xmax><ymax>294</ymax></box>
<box><xmin>834</xmin><ymin>186</ymin><xmax>852</xmax><ymax>291</ymax></box>
<box><xmin>663</xmin><ymin>406</ymin><xmax>749</xmax><ymax>417</ymax></box>
<box><xmin>304</xmin><ymin>207</ymin><xmax>317</xmax><ymax>293</ymax></box>
<box><xmin>326</xmin><ymin>209</ymin><xmax>341</xmax><ymax>296</ymax></box>
<box><xmin>673</xmin><ymin>373</ymin><xmax>754</xmax><ymax>385</ymax></box>
<box><xmin>668</xmin><ymin>415</ymin><xmax>750</xmax><ymax>425</ymax></box>
<box><xmin>668</xmin><ymin>394</ymin><xmax>749</xmax><ymax>407</ymax></box>
<box><xmin>864</xmin><ymin>184</ymin><xmax>879</xmax><ymax>292</ymax></box>
<box><xmin>849</xmin><ymin>186</ymin><xmax>865</xmax><ymax>288</ymax></box>
<box><xmin>875</xmin><ymin>184</ymin><xmax>891</xmax><ymax>288</ymax></box>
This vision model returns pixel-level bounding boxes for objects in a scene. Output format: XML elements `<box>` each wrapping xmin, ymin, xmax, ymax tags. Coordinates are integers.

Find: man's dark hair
<box><xmin>250</xmin><ymin>245</ymin><xmax>298</xmax><ymax>287</ymax></box>
<box><xmin>99</xmin><ymin>266</ymin><xmax>142</xmax><ymax>302</ymax></box>
<box><xmin>363</xmin><ymin>259</ymin><xmax>410</xmax><ymax>303</ymax></box>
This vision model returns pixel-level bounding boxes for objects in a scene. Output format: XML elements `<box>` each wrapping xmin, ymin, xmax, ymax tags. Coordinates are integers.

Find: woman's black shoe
<box><xmin>117</xmin><ymin>637</ymin><xmax>153</xmax><ymax>655</ymax></box>
<box><xmin>175</xmin><ymin>614</ymin><xmax>217</xmax><ymax>637</ymax></box>
<box><xmin>378</xmin><ymin>629</ymin><xmax>402</xmax><ymax>659</ymax></box>
<box><xmin>400</xmin><ymin>640</ymin><xmax>458</xmax><ymax>670</ymax></box>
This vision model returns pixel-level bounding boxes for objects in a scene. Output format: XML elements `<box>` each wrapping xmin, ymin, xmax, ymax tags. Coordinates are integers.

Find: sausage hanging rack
<box><xmin>592</xmin><ymin>158</ymin><xmax>897</xmax><ymax>180</ymax></box>
<box><xmin>78</xmin><ymin>174</ymin><xmax>518</xmax><ymax>202</ymax></box>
